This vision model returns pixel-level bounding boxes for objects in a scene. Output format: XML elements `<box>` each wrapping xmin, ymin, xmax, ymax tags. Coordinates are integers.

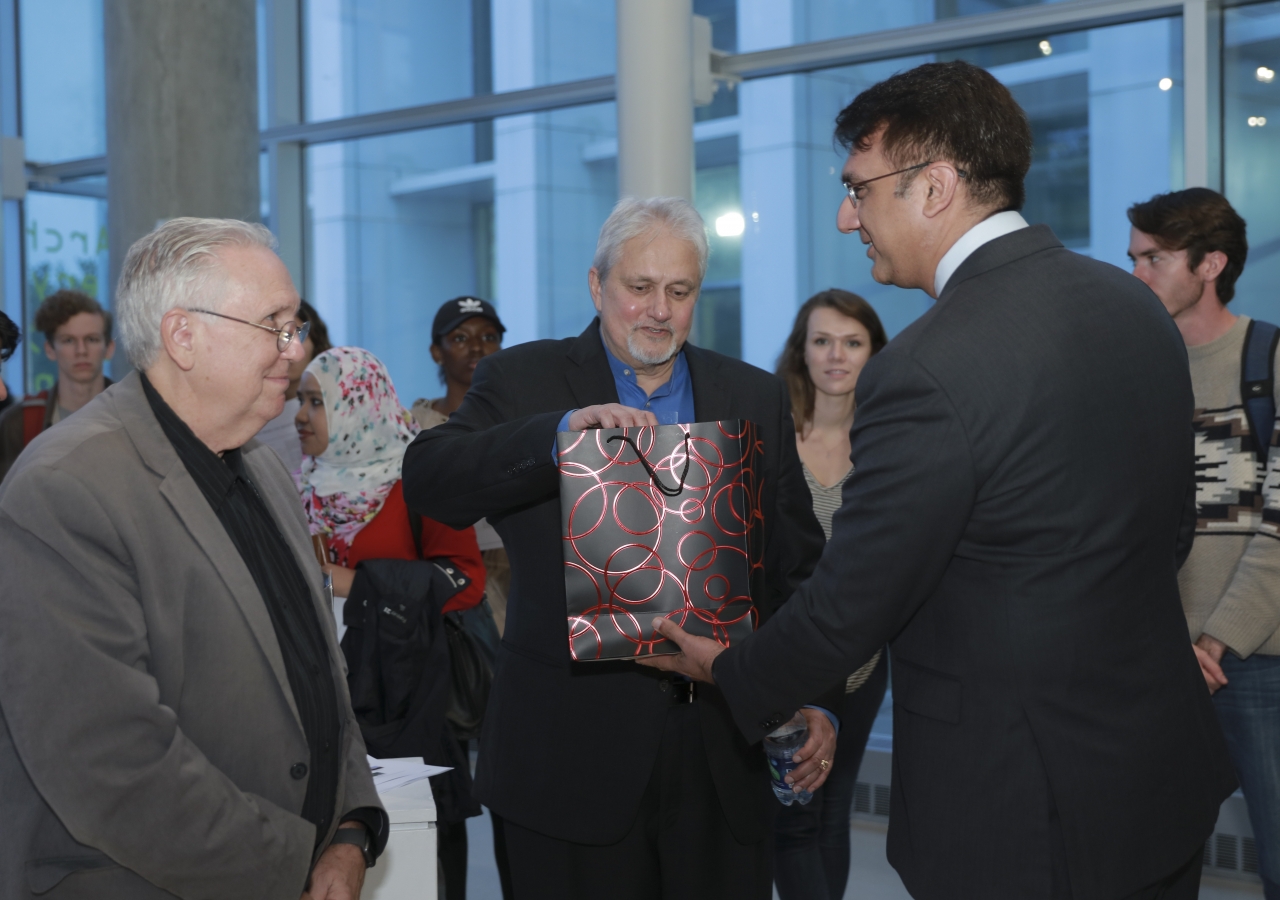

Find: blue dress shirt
<box><xmin>553</xmin><ymin>336</ymin><xmax>694</xmax><ymax>434</ymax></box>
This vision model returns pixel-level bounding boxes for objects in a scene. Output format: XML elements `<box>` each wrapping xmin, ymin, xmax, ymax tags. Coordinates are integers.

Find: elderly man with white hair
<box><xmin>0</xmin><ymin>218</ymin><xmax>385</xmax><ymax>900</ymax></box>
<box><xmin>403</xmin><ymin>197</ymin><xmax>837</xmax><ymax>899</ymax></box>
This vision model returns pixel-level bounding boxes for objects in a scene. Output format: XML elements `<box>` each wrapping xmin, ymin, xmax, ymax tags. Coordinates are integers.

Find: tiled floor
<box><xmin>462</xmin><ymin>809</ymin><xmax>1264</xmax><ymax>900</ymax></box>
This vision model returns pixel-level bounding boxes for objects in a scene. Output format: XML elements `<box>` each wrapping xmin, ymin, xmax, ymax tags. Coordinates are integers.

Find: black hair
<box><xmin>0</xmin><ymin>310</ymin><xmax>18</xmax><ymax>362</ymax></box>
<box><xmin>834</xmin><ymin>60</ymin><xmax>1032</xmax><ymax>211</ymax></box>
<box><xmin>1127</xmin><ymin>189</ymin><xmax>1248</xmax><ymax>304</ymax></box>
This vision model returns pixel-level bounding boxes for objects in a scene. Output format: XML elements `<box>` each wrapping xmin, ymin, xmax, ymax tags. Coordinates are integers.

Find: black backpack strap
<box><xmin>407</xmin><ymin>502</ymin><xmax>424</xmax><ymax>560</ymax></box>
<box><xmin>1242</xmin><ymin>318</ymin><xmax>1280</xmax><ymax>466</ymax></box>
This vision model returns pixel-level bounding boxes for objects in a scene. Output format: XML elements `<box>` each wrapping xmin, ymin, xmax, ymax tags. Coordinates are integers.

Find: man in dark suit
<box><xmin>402</xmin><ymin>197</ymin><xmax>834</xmax><ymax>899</ymax></box>
<box><xmin>645</xmin><ymin>61</ymin><xmax>1236</xmax><ymax>900</ymax></box>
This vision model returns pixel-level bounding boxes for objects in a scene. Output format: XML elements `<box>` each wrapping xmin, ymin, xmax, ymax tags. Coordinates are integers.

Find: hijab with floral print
<box><xmin>295</xmin><ymin>346</ymin><xmax>420</xmax><ymax>552</ymax></box>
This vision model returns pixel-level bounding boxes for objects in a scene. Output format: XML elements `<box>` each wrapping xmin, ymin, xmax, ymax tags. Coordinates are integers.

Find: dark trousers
<box><xmin>438</xmin><ymin>818</ymin><xmax>468</xmax><ymax>899</ymax></box>
<box><xmin>774</xmin><ymin>652</ymin><xmax>889</xmax><ymax>900</ymax></box>
<box><xmin>503</xmin><ymin>701</ymin><xmax>772</xmax><ymax>900</ymax></box>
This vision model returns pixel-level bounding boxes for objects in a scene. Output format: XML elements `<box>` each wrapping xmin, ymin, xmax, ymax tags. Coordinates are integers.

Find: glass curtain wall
<box><xmin>739</xmin><ymin>13</ymin><xmax>1184</xmax><ymax>366</ymax></box>
<box><xmin>16</xmin><ymin>0</ymin><xmax>108</xmax><ymax>394</ymax></box>
<box><xmin>1224</xmin><ymin>2</ymin><xmax>1280</xmax><ymax>322</ymax></box>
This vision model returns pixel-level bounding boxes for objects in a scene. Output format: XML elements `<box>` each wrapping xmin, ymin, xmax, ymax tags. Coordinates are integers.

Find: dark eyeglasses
<box><xmin>189</xmin><ymin>308</ymin><xmax>310</xmax><ymax>353</ymax></box>
<box><xmin>843</xmin><ymin>162</ymin><xmax>968</xmax><ymax>208</ymax></box>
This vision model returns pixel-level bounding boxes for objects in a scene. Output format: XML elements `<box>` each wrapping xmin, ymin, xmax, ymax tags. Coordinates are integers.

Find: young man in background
<box><xmin>1129</xmin><ymin>188</ymin><xmax>1279</xmax><ymax>899</ymax></box>
<box><xmin>0</xmin><ymin>290</ymin><xmax>114</xmax><ymax>480</ymax></box>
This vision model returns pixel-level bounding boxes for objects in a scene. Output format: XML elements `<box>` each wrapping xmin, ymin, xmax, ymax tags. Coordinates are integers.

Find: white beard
<box><xmin>627</xmin><ymin>327</ymin><xmax>679</xmax><ymax>366</ymax></box>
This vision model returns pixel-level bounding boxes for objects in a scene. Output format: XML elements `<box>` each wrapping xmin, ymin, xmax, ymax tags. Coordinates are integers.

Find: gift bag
<box><xmin>556</xmin><ymin>421</ymin><xmax>764</xmax><ymax>661</ymax></box>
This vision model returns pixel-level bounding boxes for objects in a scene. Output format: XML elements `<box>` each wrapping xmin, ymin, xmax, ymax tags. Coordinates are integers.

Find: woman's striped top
<box><xmin>802</xmin><ymin>462</ymin><xmax>882</xmax><ymax>693</ymax></box>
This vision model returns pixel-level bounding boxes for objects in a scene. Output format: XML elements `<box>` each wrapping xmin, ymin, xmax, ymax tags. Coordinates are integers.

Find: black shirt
<box><xmin>142</xmin><ymin>376</ymin><xmax>385</xmax><ymax>857</ymax></box>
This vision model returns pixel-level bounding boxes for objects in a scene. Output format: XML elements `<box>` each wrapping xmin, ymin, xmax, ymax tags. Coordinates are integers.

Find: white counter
<box><xmin>365</xmin><ymin>779</ymin><xmax>437</xmax><ymax>900</ymax></box>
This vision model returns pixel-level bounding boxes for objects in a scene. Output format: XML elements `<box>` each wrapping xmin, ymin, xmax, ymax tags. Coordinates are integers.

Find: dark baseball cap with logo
<box><xmin>431</xmin><ymin>296</ymin><xmax>506</xmax><ymax>345</ymax></box>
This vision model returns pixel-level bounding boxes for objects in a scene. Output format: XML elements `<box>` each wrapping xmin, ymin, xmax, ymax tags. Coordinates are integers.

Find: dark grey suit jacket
<box><xmin>0</xmin><ymin>373</ymin><xmax>381</xmax><ymax>899</ymax></box>
<box><xmin>715</xmin><ymin>226</ymin><xmax>1236</xmax><ymax>900</ymax></box>
<box><xmin>402</xmin><ymin>320</ymin><xmax>829</xmax><ymax>846</ymax></box>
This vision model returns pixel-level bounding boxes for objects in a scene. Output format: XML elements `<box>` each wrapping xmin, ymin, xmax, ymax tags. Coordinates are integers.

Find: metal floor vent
<box><xmin>1201</xmin><ymin>792</ymin><xmax>1262</xmax><ymax>883</ymax></box>
<box><xmin>851</xmin><ymin>781</ymin><xmax>892</xmax><ymax>818</ymax></box>
<box><xmin>851</xmin><ymin>748</ymin><xmax>893</xmax><ymax>822</ymax></box>
<box><xmin>1210</xmin><ymin>834</ymin><xmax>1260</xmax><ymax>875</ymax></box>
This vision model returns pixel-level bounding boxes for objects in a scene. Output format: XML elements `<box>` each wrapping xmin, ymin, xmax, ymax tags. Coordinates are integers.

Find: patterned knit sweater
<box><xmin>1179</xmin><ymin>315</ymin><xmax>1280</xmax><ymax>658</ymax></box>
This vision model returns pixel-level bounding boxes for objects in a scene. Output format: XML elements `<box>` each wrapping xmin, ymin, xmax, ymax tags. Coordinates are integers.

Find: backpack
<box><xmin>1241</xmin><ymin>319</ymin><xmax>1279</xmax><ymax>465</ymax></box>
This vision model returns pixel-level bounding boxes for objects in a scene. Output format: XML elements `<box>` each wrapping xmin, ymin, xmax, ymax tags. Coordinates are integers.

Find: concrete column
<box><xmin>616</xmin><ymin>0</ymin><xmax>693</xmax><ymax>200</ymax></box>
<box><xmin>104</xmin><ymin>0</ymin><xmax>260</xmax><ymax>297</ymax></box>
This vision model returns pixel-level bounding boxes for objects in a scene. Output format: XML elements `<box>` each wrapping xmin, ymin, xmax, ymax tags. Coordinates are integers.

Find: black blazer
<box><xmin>715</xmin><ymin>226</ymin><xmax>1237</xmax><ymax>900</ymax></box>
<box><xmin>402</xmin><ymin>320</ymin><xmax>827</xmax><ymax>845</ymax></box>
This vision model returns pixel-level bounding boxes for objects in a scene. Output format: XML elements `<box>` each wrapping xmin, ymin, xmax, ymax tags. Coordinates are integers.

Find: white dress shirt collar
<box><xmin>932</xmin><ymin>210</ymin><xmax>1030</xmax><ymax>297</ymax></box>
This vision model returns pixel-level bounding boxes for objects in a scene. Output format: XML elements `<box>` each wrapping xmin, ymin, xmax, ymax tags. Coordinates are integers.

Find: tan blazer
<box><xmin>0</xmin><ymin>373</ymin><xmax>381</xmax><ymax>899</ymax></box>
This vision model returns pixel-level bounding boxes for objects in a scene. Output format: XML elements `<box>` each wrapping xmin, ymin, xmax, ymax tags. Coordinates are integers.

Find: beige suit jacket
<box><xmin>0</xmin><ymin>373</ymin><xmax>381</xmax><ymax>899</ymax></box>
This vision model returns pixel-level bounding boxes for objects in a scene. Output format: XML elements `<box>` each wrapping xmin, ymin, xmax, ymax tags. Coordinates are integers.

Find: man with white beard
<box><xmin>401</xmin><ymin>197</ymin><xmax>838</xmax><ymax>899</ymax></box>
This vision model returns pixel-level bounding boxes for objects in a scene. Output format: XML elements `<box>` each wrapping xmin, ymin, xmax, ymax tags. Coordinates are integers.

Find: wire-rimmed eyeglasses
<box><xmin>843</xmin><ymin>161</ymin><xmax>968</xmax><ymax>208</ymax></box>
<box><xmin>189</xmin><ymin>308</ymin><xmax>310</xmax><ymax>353</ymax></box>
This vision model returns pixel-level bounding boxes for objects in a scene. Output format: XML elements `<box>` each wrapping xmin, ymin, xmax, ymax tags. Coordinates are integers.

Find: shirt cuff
<box><xmin>339</xmin><ymin>806</ymin><xmax>390</xmax><ymax>862</ymax></box>
<box><xmin>803</xmin><ymin>704</ymin><xmax>840</xmax><ymax>734</ymax></box>
<box><xmin>551</xmin><ymin>410</ymin><xmax>576</xmax><ymax>463</ymax></box>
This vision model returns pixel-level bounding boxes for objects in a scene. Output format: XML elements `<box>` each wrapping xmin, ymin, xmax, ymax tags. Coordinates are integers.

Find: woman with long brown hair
<box><xmin>773</xmin><ymin>289</ymin><xmax>890</xmax><ymax>900</ymax></box>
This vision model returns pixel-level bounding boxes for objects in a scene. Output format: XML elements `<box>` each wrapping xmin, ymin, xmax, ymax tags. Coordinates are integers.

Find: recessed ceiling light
<box><xmin>1248</xmin><ymin>116</ymin><xmax>1268</xmax><ymax>127</ymax></box>
<box><xmin>1038</xmin><ymin>40</ymin><xmax>1052</xmax><ymax>56</ymax></box>
<box><xmin>1258</xmin><ymin>66</ymin><xmax>1276</xmax><ymax>84</ymax></box>
<box><xmin>1159</xmin><ymin>77</ymin><xmax>1173</xmax><ymax>91</ymax></box>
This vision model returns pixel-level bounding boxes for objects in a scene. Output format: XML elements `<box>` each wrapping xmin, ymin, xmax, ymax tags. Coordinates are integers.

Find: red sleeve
<box><xmin>346</xmin><ymin>481</ymin><xmax>486</xmax><ymax>612</ymax></box>
<box><xmin>416</xmin><ymin>515</ymin><xmax>487</xmax><ymax>613</ymax></box>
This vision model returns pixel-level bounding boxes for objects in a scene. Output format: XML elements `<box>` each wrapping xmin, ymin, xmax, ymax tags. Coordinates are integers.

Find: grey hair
<box><xmin>116</xmin><ymin>217</ymin><xmax>278</xmax><ymax>370</ymax></box>
<box><xmin>591</xmin><ymin>197</ymin><xmax>710</xmax><ymax>285</ymax></box>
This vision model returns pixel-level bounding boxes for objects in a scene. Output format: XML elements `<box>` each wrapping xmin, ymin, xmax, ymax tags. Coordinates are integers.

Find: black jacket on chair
<box><xmin>341</xmin><ymin>557</ymin><xmax>478</xmax><ymax>823</ymax></box>
<box><xmin>714</xmin><ymin>226</ymin><xmax>1237</xmax><ymax>900</ymax></box>
<box><xmin>401</xmin><ymin>319</ymin><xmax>829</xmax><ymax>846</ymax></box>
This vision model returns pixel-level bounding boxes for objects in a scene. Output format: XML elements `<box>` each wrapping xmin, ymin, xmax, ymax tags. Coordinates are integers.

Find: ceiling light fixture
<box><xmin>1258</xmin><ymin>66</ymin><xmax>1276</xmax><ymax>84</ymax></box>
<box><xmin>1038</xmin><ymin>40</ymin><xmax>1052</xmax><ymax>56</ymax></box>
<box><xmin>1158</xmin><ymin>77</ymin><xmax>1173</xmax><ymax>91</ymax></box>
<box><xmin>715</xmin><ymin>211</ymin><xmax>745</xmax><ymax>237</ymax></box>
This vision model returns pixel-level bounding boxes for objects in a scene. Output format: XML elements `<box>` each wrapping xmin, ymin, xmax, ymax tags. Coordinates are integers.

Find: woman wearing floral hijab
<box><xmin>294</xmin><ymin>346</ymin><xmax>484</xmax><ymax>607</ymax></box>
<box><xmin>295</xmin><ymin>346</ymin><xmax>486</xmax><ymax>896</ymax></box>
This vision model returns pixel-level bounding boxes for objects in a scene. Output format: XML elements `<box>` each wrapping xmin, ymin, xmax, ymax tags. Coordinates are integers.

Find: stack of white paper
<box><xmin>368</xmin><ymin>756</ymin><xmax>451</xmax><ymax>792</ymax></box>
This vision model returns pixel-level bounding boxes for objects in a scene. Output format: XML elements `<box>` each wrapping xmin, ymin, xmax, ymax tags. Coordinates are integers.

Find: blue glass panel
<box><xmin>1225</xmin><ymin>2</ymin><xmax>1280</xmax><ymax>324</ymax></box>
<box><xmin>19</xmin><ymin>0</ymin><xmax>104</xmax><ymax>162</ymax></box>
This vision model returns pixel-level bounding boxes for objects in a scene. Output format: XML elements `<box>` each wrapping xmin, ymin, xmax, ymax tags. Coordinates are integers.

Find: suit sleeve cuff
<box><xmin>803</xmin><ymin>704</ymin><xmax>840</xmax><ymax>734</ymax></box>
<box><xmin>551</xmin><ymin>410</ymin><xmax>577</xmax><ymax>463</ymax></box>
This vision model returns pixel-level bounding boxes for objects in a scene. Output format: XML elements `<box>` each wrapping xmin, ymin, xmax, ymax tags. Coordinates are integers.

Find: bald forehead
<box><xmin>213</xmin><ymin>244</ymin><xmax>300</xmax><ymax>321</ymax></box>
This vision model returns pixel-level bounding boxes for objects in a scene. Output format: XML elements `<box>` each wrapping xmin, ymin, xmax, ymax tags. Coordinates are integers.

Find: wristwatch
<box><xmin>330</xmin><ymin>826</ymin><xmax>374</xmax><ymax>868</ymax></box>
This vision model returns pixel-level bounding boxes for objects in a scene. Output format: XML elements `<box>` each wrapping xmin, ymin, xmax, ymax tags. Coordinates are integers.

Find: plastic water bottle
<box><xmin>763</xmin><ymin>712</ymin><xmax>814</xmax><ymax>806</ymax></box>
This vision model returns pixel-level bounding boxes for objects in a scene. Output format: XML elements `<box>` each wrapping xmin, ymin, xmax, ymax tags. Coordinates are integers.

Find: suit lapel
<box><xmin>563</xmin><ymin>318</ymin><xmax>621</xmax><ymax>409</ymax></box>
<box><xmin>114</xmin><ymin>374</ymin><xmax>303</xmax><ymax>731</ymax></box>
<box><xmin>684</xmin><ymin>342</ymin><xmax>733</xmax><ymax>422</ymax></box>
<box><xmin>158</xmin><ymin>471</ymin><xmax>303</xmax><ymax>729</ymax></box>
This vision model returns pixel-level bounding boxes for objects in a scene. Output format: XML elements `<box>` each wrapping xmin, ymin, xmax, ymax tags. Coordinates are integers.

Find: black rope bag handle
<box><xmin>607</xmin><ymin>432</ymin><xmax>691</xmax><ymax>497</ymax></box>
